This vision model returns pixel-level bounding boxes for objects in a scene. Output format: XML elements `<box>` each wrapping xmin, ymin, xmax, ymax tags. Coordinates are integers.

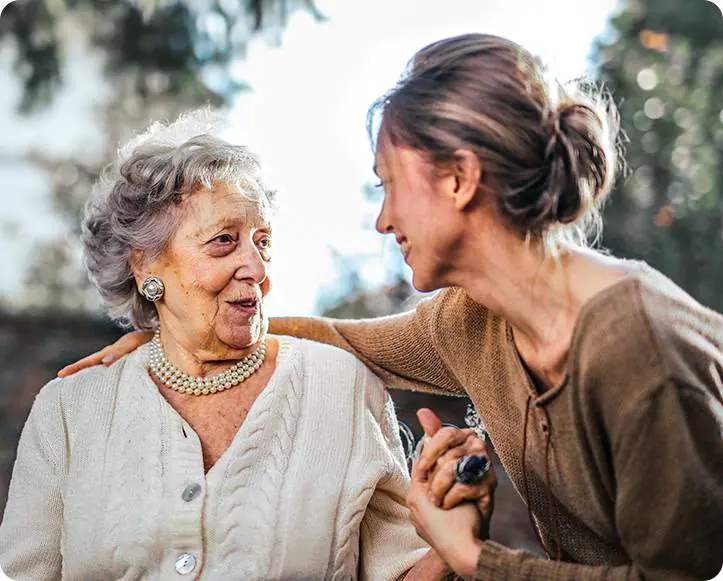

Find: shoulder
<box><xmin>429</xmin><ymin>287</ymin><xmax>501</xmax><ymax>325</ymax></box>
<box><xmin>16</xmin><ymin>355</ymin><xmax>133</xmax><ymax>461</ymax></box>
<box><xmin>419</xmin><ymin>287</ymin><xmax>506</xmax><ymax>355</ymax></box>
<box><xmin>633</xmin><ymin>268</ymin><xmax>723</xmax><ymax>355</ymax></box>
<box><xmin>34</xmin><ymin>350</ymin><xmax>139</xmax><ymax>425</ymax></box>
<box><xmin>278</xmin><ymin>336</ymin><xmax>389</xmax><ymax>413</ymax></box>
<box><xmin>573</xmin><ymin>265</ymin><xmax>723</xmax><ymax>409</ymax></box>
<box><xmin>280</xmin><ymin>335</ymin><xmax>372</xmax><ymax>370</ymax></box>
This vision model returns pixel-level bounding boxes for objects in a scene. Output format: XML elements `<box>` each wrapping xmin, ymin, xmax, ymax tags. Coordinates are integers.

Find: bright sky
<box><xmin>0</xmin><ymin>0</ymin><xmax>619</xmax><ymax>315</ymax></box>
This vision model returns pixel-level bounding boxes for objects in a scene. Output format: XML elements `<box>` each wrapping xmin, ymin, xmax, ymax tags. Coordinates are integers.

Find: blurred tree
<box><xmin>0</xmin><ymin>0</ymin><xmax>323</xmax><ymax>310</ymax></box>
<box><xmin>595</xmin><ymin>0</ymin><xmax>723</xmax><ymax>311</ymax></box>
<box><xmin>0</xmin><ymin>0</ymin><xmax>324</xmax><ymax>113</ymax></box>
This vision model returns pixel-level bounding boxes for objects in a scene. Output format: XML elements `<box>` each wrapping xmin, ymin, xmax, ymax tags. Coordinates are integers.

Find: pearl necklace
<box><xmin>148</xmin><ymin>330</ymin><xmax>267</xmax><ymax>396</ymax></box>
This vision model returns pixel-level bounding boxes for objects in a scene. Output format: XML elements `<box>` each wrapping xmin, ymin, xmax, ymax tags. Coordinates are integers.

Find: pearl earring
<box><xmin>140</xmin><ymin>277</ymin><xmax>165</xmax><ymax>302</ymax></box>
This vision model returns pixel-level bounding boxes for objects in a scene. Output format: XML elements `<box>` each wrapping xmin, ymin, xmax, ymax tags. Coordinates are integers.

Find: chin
<box><xmin>217</xmin><ymin>318</ymin><xmax>266</xmax><ymax>351</ymax></box>
<box><xmin>410</xmin><ymin>273</ymin><xmax>438</xmax><ymax>294</ymax></box>
<box><xmin>409</xmin><ymin>258</ymin><xmax>447</xmax><ymax>293</ymax></box>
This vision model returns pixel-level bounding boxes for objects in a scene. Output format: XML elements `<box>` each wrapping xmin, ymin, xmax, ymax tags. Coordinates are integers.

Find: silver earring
<box><xmin>141</xmin><ymin>277</ymin><xmax>165</xmax><ymax>302</ymax></box>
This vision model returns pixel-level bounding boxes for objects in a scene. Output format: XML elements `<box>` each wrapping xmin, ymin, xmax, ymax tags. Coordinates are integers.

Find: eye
<box><xmin>212</xmin><ymin>233</ymin><xmax>236</xmax><ymax>245</ymax></box>
<box><xmin>365</xmin><ymin>180</ymin><xmax>387</xmax><ymax>202</ymax></box>
<box><xmin>256</xmin><ymin>235</ymin><xmax>272</xmax><ymax>261</ymax></box>
<box><xmin>373</xmin><ymin>179</ymin><xmax>391</xmax><ymax>195</ymax></box>
<box><xmin>207</xmin><ymin>232</ymin><xmax>238</xmax><ymax>256</ymax></box>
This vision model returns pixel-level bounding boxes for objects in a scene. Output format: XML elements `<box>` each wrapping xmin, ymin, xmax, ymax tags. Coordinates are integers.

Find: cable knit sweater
<box><xmin>0</xmin><ymin>337</ymin><xmax>428</xmax><ymax>581</ymax></box>
<box><xmin>269</xmin><ymin>264</ymin><xmax>723</xmax><ymax>581</ymax></box>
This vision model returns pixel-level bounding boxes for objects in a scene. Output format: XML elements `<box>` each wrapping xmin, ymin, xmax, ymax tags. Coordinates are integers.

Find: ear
<box><xmin>451</xmin><ymin>149</ymin><xmax>482</xmax><ymax>211</ymax></box>
<box><xmin>129</xmin><ymin>249</ymin><xmax>149</xmax><ymax>288</ymax></box>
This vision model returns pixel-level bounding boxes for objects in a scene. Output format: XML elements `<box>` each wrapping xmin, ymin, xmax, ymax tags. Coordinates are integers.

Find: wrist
<box><xmin>402</xmin><ymin>549</ymin><xmax>453</xmax><ymax>580</ymax></box>
<box><xmin>448</xmin><ymin>537</ymin><xmax>484</xmax><ymax>580</ymax></box>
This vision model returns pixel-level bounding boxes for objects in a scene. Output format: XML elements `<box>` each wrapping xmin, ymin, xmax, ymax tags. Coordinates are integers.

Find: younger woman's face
<box><xmin>373</xmin><ymin>134</ymin><xmax>468</xmax><ymax>293</ymax></box>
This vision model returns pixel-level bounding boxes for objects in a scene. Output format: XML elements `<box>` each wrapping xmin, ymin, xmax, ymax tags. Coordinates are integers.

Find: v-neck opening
<box><xmin>135</xmin><ymin>336</ymin><xmax>297</xmax><ymax>481</ymax></box>
<box><xmin>503</xmin><ymin>262</ymin><xmax>649</xmax><ymax>406</ymax></box>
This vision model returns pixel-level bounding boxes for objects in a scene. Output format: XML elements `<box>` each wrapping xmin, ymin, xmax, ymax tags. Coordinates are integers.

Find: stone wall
<box><xmin>0</xmin><ymin>310</ymin><xmax>124</xmax><ymax>518</ymax></box>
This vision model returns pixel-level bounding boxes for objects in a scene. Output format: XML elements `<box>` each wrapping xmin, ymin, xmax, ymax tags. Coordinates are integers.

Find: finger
<box><xmin>125</xmin><ymin>331</ymin><xmax>153</xmax><ymax>350</ymax></box>
<box><xmin>427</xmin><ymin>460</ymin><xmax>458</xmax><ymax>506</ymax></box>
<box><xmin>461</xmin><ymin>432</ymin><xmax>489</xmax><ymax>454</ymax></box>
<box><xmin>442</xmin><ymin>482</ymin><xmax>492</xmax><ymax>510</ymax></box>
<box><xmin>57</xmin><ymin>348</ymin><xmax>113</xmax><ymax>378</ymax></box>
<box><xmin>417</xmin><ymin>408</ymin><xmax>443</xmax><ymax>437</ymax></box>
<box><xmin>480</xmin><ymin>493</ymin><xmax>495</xmax><ymax>525</ymax></box>
<box><xmin>57</xmin><ymin>332</ymin><xmax>146</xmax><ymax>377</ymax></box>
<box><xmin>476</xmin><ymin>489</ymin><xmax>495</xmax><ymax>516</ymax></box>
<box><xmin>427</xmin><ymin>448</ymin><xmax>466</xmax><ymax>492</ymax></box>
<box><xmin>416</xmin><ymin>426</ymin><xmax>475</xmax><ymax>473</ymax></box>
<box><xmin>426</xmin><ymin>434</ymin><xmax>488</xmax><ymax>484</ymax></box>
<box><xmin>406</xmin><ymin>481</ymin><xmax>430</xmax><ymax>513</ymax></box>
<box><xmin>57</xmin><ymin>331</ymin><xmax>154</xmax><ymax>378</ymax></box>
<box><xmin>411</xmin><ymin>455</ymin><xmax>429</xmax><ymax>484</ymax></box>
<box><xmin>429</xmin><ymin>434</ymin><xmax>487</xmax><ymax>474</ymax></box>
<box><xmin>113</xmin><ymin>331</ymin><xmax>153</xmax><ymax>355</ymax></box>
<box><xmin>428</xmin><ymin>448</ymin><xmax>494</xmax><ymax>507</ymax></box>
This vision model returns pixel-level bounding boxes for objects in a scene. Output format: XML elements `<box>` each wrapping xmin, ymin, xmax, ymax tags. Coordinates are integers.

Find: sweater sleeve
<box><xmin>359</xmin><ymin>392</ymin><xmax>429</xmax><ymax>581</ymax></box>
<box><xmin>473</xmin><ymin>379</ymin><xmax>723</xmax><ymax>581</ymax></box>
<box><xmin>0</xmin><ymin>380</ymin><xmax>66</xmax><ymax>581</ymax></box>
<box><xmin>269</xmin><ymin>291</ymin><xmax>465</xmax><ymax>396</ymax></box>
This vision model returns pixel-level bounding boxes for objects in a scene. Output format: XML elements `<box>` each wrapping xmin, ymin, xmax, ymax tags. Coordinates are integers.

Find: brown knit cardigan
<box><xmin>270</xmin><ymin>265</ymin><xmax>723</xmax><ymax>580</ymax></box>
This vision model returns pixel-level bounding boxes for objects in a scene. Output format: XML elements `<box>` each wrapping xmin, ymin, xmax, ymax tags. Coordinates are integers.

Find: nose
<box><xmin>375</xmin><ymin>197</ymin><xmax>393</xmax><ymax>235</ymax></box>
<box><xmin>233</xmin><ymin>241</ymin><xmax>268</xmax><ymax>285</ymax></box>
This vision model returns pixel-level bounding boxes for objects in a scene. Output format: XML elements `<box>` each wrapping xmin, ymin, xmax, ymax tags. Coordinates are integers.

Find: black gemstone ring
<box><xmin>454</xmin><ymin>454</ymin><xmax>490</xmax><ymax>485</ymax></box>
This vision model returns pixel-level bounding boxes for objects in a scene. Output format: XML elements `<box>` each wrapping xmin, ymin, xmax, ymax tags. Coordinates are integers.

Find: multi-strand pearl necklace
<box><xmin>148</xmin><ymin>330</ymin><xmax>267</xmax><ymax>396</ymax></box>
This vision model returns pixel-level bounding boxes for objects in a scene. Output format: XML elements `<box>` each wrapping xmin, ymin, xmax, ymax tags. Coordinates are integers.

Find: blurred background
<box><xmin>0</xmin><ymin>0</ymin><xmax>721</xmax><ymax>553</ymax></box>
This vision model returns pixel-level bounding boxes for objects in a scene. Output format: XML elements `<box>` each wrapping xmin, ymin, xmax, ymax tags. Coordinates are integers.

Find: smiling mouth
<box><xmin>398</xmin><ymin>242</ymin><xmax>410</xmax><ymax>260</ymax></box>
<box><xmin>227</xmin><ymin>298</ymin><xmax>259</xmax><ymax>312</ymax></box>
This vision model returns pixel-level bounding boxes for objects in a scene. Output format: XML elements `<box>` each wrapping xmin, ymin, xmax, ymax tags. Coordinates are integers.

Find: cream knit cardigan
<box><xmin>0</xmin><ymin>337</ymin><xmax>427</xmax><ymax>581</ymax></box>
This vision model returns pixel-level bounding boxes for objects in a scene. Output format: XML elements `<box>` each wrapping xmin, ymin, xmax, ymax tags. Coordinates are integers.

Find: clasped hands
<box><xmin>407</xmin><ymin>409</ymin><xmax>496</xmax><ymax>579</ymax></box>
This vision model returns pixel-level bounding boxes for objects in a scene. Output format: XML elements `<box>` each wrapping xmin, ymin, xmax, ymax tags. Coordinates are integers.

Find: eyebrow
<box><xmin>193</xmin><ymin>218</ymin><xmax>272</xmax><ymax>240</ymax></box>
<box><xmin>193</xmin><ymin>221</ymin><xmax>227</xmax><ymax>239</ymax></box>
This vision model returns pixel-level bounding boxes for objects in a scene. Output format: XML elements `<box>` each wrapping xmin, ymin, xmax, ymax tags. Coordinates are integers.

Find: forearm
<box><xmin>270</xmin><ymin>314</ymin><xmax>464</xmax><ymax>396</ymax></box>
<box><xmin>402</xmin><ymin>550</ymin><xmax>457</xmax><ymax>581</ymax></box>
<box><xmin>473</xmin><ymin>541</ymin><xmax>640</xmax><ymax>581</ymax></box>
<box><xmin>270</xmin><ymin>316</ymin><xmax>348</xmax><ymax>346</ymax></box>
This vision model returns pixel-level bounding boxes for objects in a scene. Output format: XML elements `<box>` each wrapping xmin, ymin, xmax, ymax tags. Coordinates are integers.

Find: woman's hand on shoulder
<box><xmin>57</xmin><ymin>331</ymin><xmax>153</xmax><ymax>378</ymax></box>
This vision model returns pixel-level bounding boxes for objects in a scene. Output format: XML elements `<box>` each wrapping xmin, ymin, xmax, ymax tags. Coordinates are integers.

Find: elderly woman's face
<box><xmin>148</xmin><ymin>183</ymin><xmax>272</xmax><ymax>354</ymax></box>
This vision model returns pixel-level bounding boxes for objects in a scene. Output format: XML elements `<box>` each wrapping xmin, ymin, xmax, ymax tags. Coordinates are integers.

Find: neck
<box><xmin>445</xmin><ymin>231</ymin><xmax>627</xmax><ymax>387</ymax></box>
<box><xmin>463</xmin><ymin>242</ymin><xmax>578</xmax><ymax>351</ymax></box>
<box><xmin>156</xmin><ymin>322</ymin><xmax>264</xmax><ymax>378</ymax></box>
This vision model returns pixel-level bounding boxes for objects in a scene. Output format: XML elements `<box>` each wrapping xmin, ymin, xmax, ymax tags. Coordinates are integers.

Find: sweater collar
<box><xmin>504</xmin><ymin>322</ymin><xmax>569</xmax><ymax>407</ymax></box>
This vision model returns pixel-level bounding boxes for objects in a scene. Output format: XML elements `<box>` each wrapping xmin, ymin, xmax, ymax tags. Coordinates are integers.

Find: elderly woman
<box><xmin>0</xmin><ymin>112</ymin><xmax>486</xmax><ymax>581</ymax></box>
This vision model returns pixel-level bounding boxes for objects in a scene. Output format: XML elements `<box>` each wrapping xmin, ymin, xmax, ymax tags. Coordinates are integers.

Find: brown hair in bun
<box><xmin>370</xmin><ymin>33</ymin><xmax>622</xmax><ymax>252</ymax></box>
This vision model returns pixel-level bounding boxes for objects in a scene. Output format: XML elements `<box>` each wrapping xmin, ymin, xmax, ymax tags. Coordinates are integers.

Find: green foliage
<box><xmin>0</xmin><ymin>0</ymin><xmax>323</xmax><ymax>112</ymax></box>
<box><xmin>596</xmin><ymin>0</ymin><xmax>723</xmax><ymax>311</ymax></box>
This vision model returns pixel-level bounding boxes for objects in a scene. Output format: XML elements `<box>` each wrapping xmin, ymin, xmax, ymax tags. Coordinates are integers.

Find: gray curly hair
<box><xmin>82</xmin><ymin>109</ymin><xmax>276</xmax><ymax>331</ymax></box>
